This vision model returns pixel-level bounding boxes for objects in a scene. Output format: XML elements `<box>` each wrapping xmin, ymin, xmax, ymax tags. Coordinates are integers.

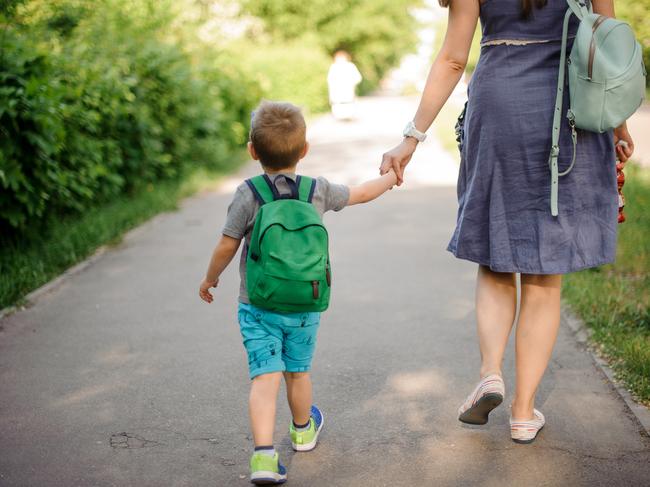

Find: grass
<box><xmin>0</xmin><ymin>159</ymin><xmax>244</xmax><ymax>311</ymax></box>
<box><xmin>563</xmin><ymin>165</ymin><xmax>650</xmax><ymax>405</ymax></box>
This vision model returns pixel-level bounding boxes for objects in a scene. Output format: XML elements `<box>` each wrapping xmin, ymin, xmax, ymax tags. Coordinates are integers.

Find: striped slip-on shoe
<box><xmin>510</xmin><ymin>409</ymin><xmax>545</xmax><ymax>444</ymax></box>
<box><xmin>458</xmin><ymin>374</ymin><xmax>505</xmax><ymax>425</ymax></box>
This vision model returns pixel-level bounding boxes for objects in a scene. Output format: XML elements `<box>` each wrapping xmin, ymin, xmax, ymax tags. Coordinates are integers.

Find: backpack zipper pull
<box><xmin>312</xmin><ymin>281</ymin><xmax>319</xmax><ymax>299</ymax></box>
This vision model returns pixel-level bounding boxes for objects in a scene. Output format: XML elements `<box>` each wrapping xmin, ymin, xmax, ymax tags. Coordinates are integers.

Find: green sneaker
<box><xmin>249</xmin><ymin>452</ymin><xmax>287</xmax><ymax>485</ymax></box>
<box><xmin>289</xmin><ymin>405</ymin><xmax>324</xmax><ymax>452</ymax></box>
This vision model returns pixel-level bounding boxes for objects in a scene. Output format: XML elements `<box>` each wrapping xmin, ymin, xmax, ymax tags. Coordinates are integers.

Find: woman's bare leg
<box><xmin>476</xmin><ymin>266</ymin><xmax>518</xmax><ymax>378</ymax></box>
<box><xmin>511</xmin><ymin>273</ymin><xmax>562</xmax><ymax>420</ymax></box>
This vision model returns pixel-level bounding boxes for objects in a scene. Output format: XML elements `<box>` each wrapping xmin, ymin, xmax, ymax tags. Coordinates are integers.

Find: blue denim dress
<box><xmin>447</xmin><ymin>0</ymin><xmax>617</xmax><ymax>274</ymax></box>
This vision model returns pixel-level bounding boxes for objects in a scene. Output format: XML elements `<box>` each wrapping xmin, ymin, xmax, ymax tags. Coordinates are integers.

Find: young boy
<box><xmin>199</xmin><ymin>101</ymin><xmax>397</xmax><ymax>485</ymax></box>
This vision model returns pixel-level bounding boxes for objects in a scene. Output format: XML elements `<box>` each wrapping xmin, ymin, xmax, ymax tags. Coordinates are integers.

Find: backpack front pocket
<box><xmin>253</xmin><ymin>253</ymin><xmax>327</xmax><ymax>308</ymax></box>
<box><xmin>264</xmin><ymin>252</ymin><xmax>325</xmax><ymax>281</ymax></box>
<box><xmin>251</xmin><ymin>275</ymin><xmax>329</xmax><ymax>311</ymax></box>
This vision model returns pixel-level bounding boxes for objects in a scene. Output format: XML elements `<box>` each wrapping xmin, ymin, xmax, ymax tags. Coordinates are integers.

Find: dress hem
<box><xmin>446</xmin><ymin>246</ymin><xmax>615</xmax><ymax>275</ymax></box>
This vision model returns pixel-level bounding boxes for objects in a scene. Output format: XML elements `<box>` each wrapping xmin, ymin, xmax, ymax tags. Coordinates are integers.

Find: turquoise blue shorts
<box><xmin>238</xmin><ymin>303</ymin><xmax>321</xmax><ymax>380</ymax></box>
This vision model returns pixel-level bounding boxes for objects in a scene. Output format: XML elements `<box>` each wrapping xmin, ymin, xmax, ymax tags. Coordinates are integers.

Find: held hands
<box><xmin>614</xmin><ymin>122</ymin><xmax>634</xmax><ymax>164</ymax></box>
<box><xmin>199</xmin><ymin>277</ymin><xmax>219</xmax><ymax>303</ymax></box>
<box><xmin>380</xmin><ymin>137</ymin><xmax>418</xmax><ymax>185</ymax></box>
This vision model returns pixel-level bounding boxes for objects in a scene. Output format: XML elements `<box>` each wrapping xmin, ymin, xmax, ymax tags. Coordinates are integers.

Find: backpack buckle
<box><xmin>567</xmin><ymin>110</ymin><xmax>576</xmax><ymax>127</ymax></box>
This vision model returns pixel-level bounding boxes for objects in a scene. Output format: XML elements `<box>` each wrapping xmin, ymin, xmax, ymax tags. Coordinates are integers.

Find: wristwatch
<box><xmin>403</xmin><ymin>121</ymin><xmax>427</xmax><ymax>142</ymax></box>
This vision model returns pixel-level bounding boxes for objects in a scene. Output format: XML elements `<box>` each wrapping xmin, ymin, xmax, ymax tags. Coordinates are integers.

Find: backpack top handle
<box><xmin>246</xmin><ymin>174</ymin><xmax>316</xmax><ymax>205</ymax></box>
<box><xmin>566</xmin><ymin>0</ymin><xmax>591</xmax><ymax>20</ymax></box>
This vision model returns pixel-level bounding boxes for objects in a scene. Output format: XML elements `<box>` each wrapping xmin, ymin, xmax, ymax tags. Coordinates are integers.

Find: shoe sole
<box><xmin>458</xmin><ymin>393</ymin><xmax>503</xmax><ymax>425</ymax></box>
<box><xmin>511</xmin><ymin>425</ymin><xmax>544</xmax><ymax>445</ymax></box>
<box><xmin>250</xmin><ymin>471</ymin><xmax>287</xmax><ymax>485</ymax></box>
<box><xmin>291</xmin><ymin>412</ymin><xmax>325</xmax><ymax>452</ymax></box>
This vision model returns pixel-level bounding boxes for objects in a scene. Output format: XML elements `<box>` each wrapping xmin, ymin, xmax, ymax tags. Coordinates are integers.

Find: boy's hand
<box><xmin>199</xmin><ymin>278</ymin><xmax>219</xmax><ymax>303</ymax></box>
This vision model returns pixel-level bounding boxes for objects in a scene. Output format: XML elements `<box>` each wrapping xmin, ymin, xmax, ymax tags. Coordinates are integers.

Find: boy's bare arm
<box><xmin>347</xmin><ymin>171</ymin><xmax>398</xmax><ymax>206</ymax></box>
<box><xmin>199</xmin><ymin>235</ymin><xmax>242</xmax><ymax>303</ymax></box>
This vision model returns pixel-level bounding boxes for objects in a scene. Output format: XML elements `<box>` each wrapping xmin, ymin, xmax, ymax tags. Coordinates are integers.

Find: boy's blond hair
<box><xmin>249</xmin><ymin>101</ymin><xmax>306</xmax><ymax>170</ymax></box>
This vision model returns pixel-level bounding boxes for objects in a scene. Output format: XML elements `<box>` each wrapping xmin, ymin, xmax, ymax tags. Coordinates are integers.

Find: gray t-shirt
<box><xmin>222</xmin><ymin>173</ymin><xmax>350</xmax><ymax>303</ymax></box>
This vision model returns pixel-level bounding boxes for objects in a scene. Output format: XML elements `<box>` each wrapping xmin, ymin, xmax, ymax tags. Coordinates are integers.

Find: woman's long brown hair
<box><xmin>438</xmin><ymin>0</ymin><xmax>548</xmax><ymax>18</ymax></box>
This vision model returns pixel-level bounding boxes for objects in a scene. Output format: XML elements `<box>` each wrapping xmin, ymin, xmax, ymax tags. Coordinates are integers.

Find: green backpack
<box><xmin>245</xmin><ymin>174</ymin><xmax>331</xmax><ymax>313</ymax></box>
<box><xmin>548</xmin><ymin>0</ymin><xmax>646</xmax><ymax>216</ymax></box>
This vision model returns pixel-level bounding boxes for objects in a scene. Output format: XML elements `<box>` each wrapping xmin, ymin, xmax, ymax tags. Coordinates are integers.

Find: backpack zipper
<box><xmin>588</xmin><ymin>15</ymin><xmax>607</xmax><ymax>80</ymax></box>
<box><xmin>257</xmin><ymin>223</ymin><xmax>328</xmax><ymax>252</ymax></box>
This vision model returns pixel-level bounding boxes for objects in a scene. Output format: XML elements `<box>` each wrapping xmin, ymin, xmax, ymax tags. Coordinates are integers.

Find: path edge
<box><xmin>562</xmin><ymin>304</ymin><xmax>650</xmax><ymax>436</ymax></box>
<box><xmin>0</xmin><ymin>183</ymin><xmax>227</xmax><ymax>324</ymax></box>
<box><xmin>0</xmin><ymin>247</ymin><xmax>108</xmax><ymax>322</ymax></box>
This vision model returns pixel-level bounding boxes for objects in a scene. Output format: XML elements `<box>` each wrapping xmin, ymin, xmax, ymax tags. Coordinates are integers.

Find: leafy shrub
<box><xmin>617</xmin><ymin>0</ymin><xmax>650</xmax><ymax>88</ymax></box>
<box><xmin>1</xmin><ymin>0</ymin><xmax>423</xmax><ymax>236</ymax></box>
<box><xmin>229</xmin><ymin>37</ymin><xmax>331</xmax><ymax>113</ymax></box>
<box><xmin>242</xmin><ymin>0</ymin><xmax>422</xmax><ymax>93</ymax></box>
<box><xmin>0</xmin><ymin>1</ymin><xmax>260</xmax><ymax>235</ymax></box>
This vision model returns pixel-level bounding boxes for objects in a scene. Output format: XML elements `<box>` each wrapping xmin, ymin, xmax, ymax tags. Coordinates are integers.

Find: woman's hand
<box><xmin>380</xmin><ymin>137</ymin><xmax>419</xmax><ymax>185</ymax></box>
<box><xmin>614</xmin><ymin>122</ymin><xmax>634</xmax><ymax>164</ymax></box>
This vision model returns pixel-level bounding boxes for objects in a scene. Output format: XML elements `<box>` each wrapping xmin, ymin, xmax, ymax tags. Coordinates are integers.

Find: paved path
<box><xmin>1</xmin><ymin>97</ymin><xmax>648</xmax><ymax>487</ymax></box>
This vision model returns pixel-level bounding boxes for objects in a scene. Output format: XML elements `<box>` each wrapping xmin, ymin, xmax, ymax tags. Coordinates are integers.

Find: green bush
<box><xmin>617</xmin><ymin>0</ymin><xmax>650</xmax><ymax>88</ymax></box>
<box><xmin>1</xmin><ymin>0</ymin><xmax>423</xmax><ymax>237</ymax></box>
<box><xmin>242</xmin><ymin>0</ymin><xmax>422</xmax><ymax>94</ymax></box>
<box><xmin>0</xmin><ymin>1</ymin><xmax>259</xmax><ymax>235</ymax></box>
<box><xmin>230</xmin><ymin>38</ymin><xmax>331</xmax><ymax>113</ymax></box>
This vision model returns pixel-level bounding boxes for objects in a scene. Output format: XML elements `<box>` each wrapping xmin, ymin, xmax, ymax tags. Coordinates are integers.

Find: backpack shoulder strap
<box><xmin>246</xmin><ymin>175</ymin><xmax>276</xmax><ymax>206</ymax></box>
<box><xmin>296</xmin><ymin>176</ymin><xmax>317</xmax><ymax>204</ymax></box>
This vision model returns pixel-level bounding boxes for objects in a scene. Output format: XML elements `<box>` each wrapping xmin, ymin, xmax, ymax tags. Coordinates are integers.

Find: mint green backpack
<box><xmin>245</xmin><ymin>175</ymin><xmax>331</xmax><ymax>313</ymax></box>
<box><xmin>548</xmin><ymin>0</ymin><xmax>646</xmax><ymax>216</ymax></box>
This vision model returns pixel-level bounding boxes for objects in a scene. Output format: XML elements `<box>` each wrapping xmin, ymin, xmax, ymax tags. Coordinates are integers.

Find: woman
<box><xmin>380</xmin><ymin>0</ymin><xmax>635</xmax><ymax>444</ymax></box>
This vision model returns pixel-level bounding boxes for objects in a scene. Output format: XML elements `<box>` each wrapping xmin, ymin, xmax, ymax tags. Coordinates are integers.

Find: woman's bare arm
<box><xmin>591</xmin><ymin>0</ymin><xmax>614</xmax><ymax>17</ymax></box>
<box><xmin>412</xmin><ymin>0</ymin><xmax>480</xmax><ymax>135</ymax></box>
<box><xmin>380</xmin><ymin>0</ymin><xmax>479</xmax><ymax>183</ymax></box>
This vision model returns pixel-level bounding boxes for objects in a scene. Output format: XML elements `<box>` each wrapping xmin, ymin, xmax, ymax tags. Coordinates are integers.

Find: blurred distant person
<box><xmin>327</xmin><ymin>50</ymin><xmax>362</xmax><ymax>120</ymax></box>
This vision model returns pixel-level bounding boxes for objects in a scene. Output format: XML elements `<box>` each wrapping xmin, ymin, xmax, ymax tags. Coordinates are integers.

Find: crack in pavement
<box><xmin>109</xmin><ymin>432</ymin><xmax>163</xmax><ymax>449</ymax></box>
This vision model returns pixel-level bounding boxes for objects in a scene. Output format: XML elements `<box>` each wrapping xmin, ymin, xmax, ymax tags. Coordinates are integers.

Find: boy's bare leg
<box><xmin>249</xmin><ymin>372</ymin><xmax>282</xmax><ymax>446</ymax></box>
<box><xmin>476</xmin><ymin>266</ymin><xmax>517</xmax><ymax>378</ymax></box>
<box><xmin>284</xmin><ymin>372</ymin><xmax>312</xmax><ymax>425</ymax></box>
<box><xmin>512</xmin><ymin>274</ymin><xmax>562</xmax><ymax>420</ymax></box>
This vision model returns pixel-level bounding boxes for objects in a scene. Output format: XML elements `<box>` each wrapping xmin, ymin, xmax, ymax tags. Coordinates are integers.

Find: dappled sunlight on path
<box><xmin>304</xmin><ymin>96</ymin><xmax>460</xmax><ymax>188</ymax></box>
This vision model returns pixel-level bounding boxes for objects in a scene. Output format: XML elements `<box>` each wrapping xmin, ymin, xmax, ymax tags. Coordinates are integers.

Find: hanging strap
<box><xmin>548</xmin><ymin>7</ymin><xmax>580</xmax><ymax>217</ymax></box>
